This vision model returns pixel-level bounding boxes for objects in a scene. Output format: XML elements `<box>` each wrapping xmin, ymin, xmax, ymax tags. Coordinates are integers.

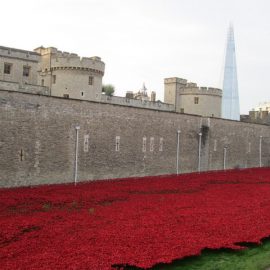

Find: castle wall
<box><xmin>0</xmin><ymin>46</ymin><xmax>40</xmax><ymax>86</ymax></box>
<box><xmin>0</xmin><ymin>90</ymin><xmax>269</xmax><ymax>188</ymax></box>
<box><xmin>100</xmin><ymin>94</ymin><xmax>174</xmax><ymax>111</ymax></box>
<box><xmin>0</xmin><ymin>80</ymin><xmax>50</xmax><ymax>95</ymax></box>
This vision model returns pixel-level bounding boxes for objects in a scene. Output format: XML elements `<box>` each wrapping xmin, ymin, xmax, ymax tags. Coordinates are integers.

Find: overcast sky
<box><xmin>1</xmin><ymin>0</ymin><xmax>269</xmax><ymax>113</ymax></box>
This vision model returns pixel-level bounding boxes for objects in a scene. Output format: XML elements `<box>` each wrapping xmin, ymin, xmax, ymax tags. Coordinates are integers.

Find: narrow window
<box><xmin>81</xmin><ymin>91</ymin><xmax>84</xmax><ymax>97</ymax></box>
<box><xmin>194</xmin><ymin>97</ymin><xmax>199</xmax><ymax>104</ymax></box>
<box><xmin>23</xmin><ymin>66</ymin><xmax>30</xmax><ymax>77</ymax></box>
<box><xmin>159</xmin><ymin>137</ymin><xmax>164</xmax><ymax>152</ymax></box>
<box><xmin>52</xmin><ymin>75</ymin><xmax>56</xmax><ymax>84</ymax></box>
<box><xmin>115</xmin><ymin>136</ymin><xmax>120</xmax><ymax>152</ymax></box>
<box><xmin>142</xmin><ymin>137</ymin><xmax>147</xmax><ymax>152</ymax></box>
<box><xmin>41</xmin><ymin>79</ymin><xmax>44</xmax><ymax>86</ymax></box>
<box><xmin>213</xmin><ymin>139</ymin><xmax>217</xmax><ymax>152</ymax></box>
<box><xmin>150</xmin><ymin>137</ymin><xmax>154</xmax><ymax>152</ymax></box>
<box><xmin>247</xmin><ymin>142</ymin><xmax>251</xmax><ymax>153</ymax></box>
<box><xmin>88</xmin><ymin>76</ymin><xmax>94</xmax><ymax>85</ymax></box>
<box><xmin>4</xmin><ymin>63</ymin><xmax>12</xmax><ymax>74</ymax></box>
<box><xmin>84</xmin><ymin>135</ymin><xmax>89</xmax><ymax>152</ymax></box>
<box><xmin>19</xmin><ymin>149</ymin><xmax>24</xmax><ymax>161</ymax></box>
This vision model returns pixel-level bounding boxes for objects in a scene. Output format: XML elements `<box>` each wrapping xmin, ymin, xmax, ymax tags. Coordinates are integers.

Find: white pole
<box><xmin>223</xmin><ymin>147</ymin><xmax>227</xmax><ymax>170</ymax></box>
<box><xmin>259</xmin><ymin>136</ymin><xmax>262</xmax><ymax>167</ymax></box>
<box><xmin>74</xmin><ymin>125</ymin><xmax>80</xmax><ymax>185</ymax></box>
<box><xmin>176</xmin><ymin>130</ymin><xmax>181</xmax><ymax>174</ymax></box>
<box><xmin>198</xmin><ymin>132</ymin><xmax>202</xmax><ymax>172</ymax></box>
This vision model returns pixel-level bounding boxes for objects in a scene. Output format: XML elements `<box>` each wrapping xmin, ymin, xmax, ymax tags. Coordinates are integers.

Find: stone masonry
<box><xmin>34</xmin><ymin>47</ymin><xmax>105</xmax><ymax>101</ymax></box>
<box><xmin>164</xmin><ymin>77</ymin><xmax>222</xmax><ymax>117</ymax></box>
<box><xmin>0</xmin><ymin>90</ymin><xmax>269</xmax><ymax>188</ymax></box>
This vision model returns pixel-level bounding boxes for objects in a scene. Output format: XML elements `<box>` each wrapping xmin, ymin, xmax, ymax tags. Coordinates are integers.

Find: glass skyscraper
<box><xmin>222</xmin><ymin>25</ymin><xmax>240</xmax><ymax>121</ymax></box>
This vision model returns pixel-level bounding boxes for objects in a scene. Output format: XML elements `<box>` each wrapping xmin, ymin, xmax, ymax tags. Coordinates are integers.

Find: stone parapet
<box><xmin>35</xmin><ymin>47</ymin><xmax>105</xmax><ymax>75</ymax></box>
<box><xmin>100</xmin><ymin>95</ymin><xmax>174</xmax><ymax>111</ymax></box>
<box><xmin>49</xmin><ymin>66</ymin><xmax>104</xmax><ymax>76</ymax></box>
<box><xmin>179</xmin><ymin>86</ymin><xmax>222</xmax><ymax>97</ymax></box>
<box><xmin>164</xmin><ymin>77</ymin><xmax>187</xmax><ymax>85</ymax></box>
<box><xmin>0</xmin><ymin>80</ymin><xmax>50</xmax><ymax>95</ymax></box>
<box><xmin>0</xmin><ymin>46</ymin><xmax>40</xmax><ymax>62</ymax></box>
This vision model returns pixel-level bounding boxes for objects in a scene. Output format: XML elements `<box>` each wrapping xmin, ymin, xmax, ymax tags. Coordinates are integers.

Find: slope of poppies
<box><xmin>1</xmin><ymin>168</ymin><xmax>270</xmax><ymax>269</ymax></box>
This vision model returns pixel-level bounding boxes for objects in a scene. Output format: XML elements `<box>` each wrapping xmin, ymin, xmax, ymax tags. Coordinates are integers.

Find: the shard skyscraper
<box><xmin>222</xmin><ymin>25</ymin><xmax>240</xmax><ymax>121</ymax></box>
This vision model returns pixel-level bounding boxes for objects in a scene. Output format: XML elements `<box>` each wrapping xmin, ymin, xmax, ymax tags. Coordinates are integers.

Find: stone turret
<box><xmin>150</xmin><ymin>91</ymin><xmax>156</xmax><ymax>102</ymax></box>
<box><xmin>164</xmin><ymin>77</ymin><xmax>222</xmax><ymax>117</ymax></box>
<box><xmin>34</xmin><ymin>46</ymin><xmax>105</xmax><ymax>101</ymax></box>
<box><xmin>241</xmin><ymin>102</ymin><xmax>270</xmax><ymax>125</ymax></box>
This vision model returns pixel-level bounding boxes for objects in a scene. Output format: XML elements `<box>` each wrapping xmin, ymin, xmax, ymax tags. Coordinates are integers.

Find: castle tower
<box><xmin>34</xmin><ymin>47</ymin><xmax>105</xmax><ymax>101</ymax></box>
<box><xmin>150</xmin><ymin>91</ymin><xmax>156</xmax><ymax>102</ymax></box>
<box><xmin>164</xmin><ymin>77</ymin><xmax>222</xmax><ymax>117</ymax></box>
<box><xmin>222</xmin><ymin>25</ymin><xmax>240</xmax><ymax>120</ymax></box>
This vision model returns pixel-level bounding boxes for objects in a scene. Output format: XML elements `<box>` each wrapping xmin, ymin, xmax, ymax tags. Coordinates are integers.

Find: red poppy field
<box><xmin>1</xmin><ymin>168</ymin><xmax>270</xmax><ymax>269</ymax></box>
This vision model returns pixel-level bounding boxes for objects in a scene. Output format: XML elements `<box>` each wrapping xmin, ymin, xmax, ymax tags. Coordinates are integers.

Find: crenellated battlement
<box><xmin>0</xmin><ymin>45</ymin><xmax>40</xmax><ymax>62</ymax></box>
<box><xmin>179</xmin><ymin>83</ymin><xmax>222</xmax><ymax>97</ymax></box>
<box><xmin>164</xmin><ymin>77</ymin><xmax>222</xmax><ymax>117</ymax></box>
<box><xmin>34</xmin><ymin>47</ymin><xmax>105</xmax><ymax>74</ymax></box>
<box><xmin>164</xmin><ymin>77</ymin><xmax>222</xmax><ymax>96</ymax></box>
<box><xmin>164</xmin><ymin>77</ymin><xmax>187</xmax><ymax>85</ymax></box>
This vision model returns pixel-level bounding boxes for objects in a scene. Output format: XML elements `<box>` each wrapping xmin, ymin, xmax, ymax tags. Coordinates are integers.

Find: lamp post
<box><xmin>198</xmin><ymin>132</ymin><xmax>202</xmax><ymax>172</ymax></box>
<box><xmin>259</xmin><ymin>136</ymin><xmax>262</xmax><ymax>167</ymax></box>
<box><xmin>223</xmin><ymin>146</ymin><xmax>227</xmax><ymax>170</ymax></box>
<box><xmin>74</xmin><ymin>125</ymin><xmax>80</xmax><ymax>185</ymax></box>
<box><xmin>176</xmin><ymin>130</ymin><xmax>181</xmax><ymax>174</ymax></box>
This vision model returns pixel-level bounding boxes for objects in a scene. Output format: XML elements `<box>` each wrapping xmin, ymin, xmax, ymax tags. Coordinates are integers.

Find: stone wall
<box><xmin>0</xmin><ymin>46</ymin><xmax>40</xmax><ymax>86</ymax></box>
<box><xmin>0</xmin><ymin>80</ymin><xmax>50</xmax><ymax>95</ymax></box>
<box><xmin>100</xmin><ymin>94</ymin><xmax>174</xmax><ymax>112</ymax></box>
<box><xmin>0</xmin><ymin>90</ymin><xmax>269</xmax><ymax>188</ymax></box>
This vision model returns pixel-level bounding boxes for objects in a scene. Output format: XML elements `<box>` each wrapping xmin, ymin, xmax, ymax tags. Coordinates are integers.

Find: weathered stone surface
<box><xmin>0</xmin><ymin>90</ymin><xmax>269</xmax><ymax>188</ymax></box>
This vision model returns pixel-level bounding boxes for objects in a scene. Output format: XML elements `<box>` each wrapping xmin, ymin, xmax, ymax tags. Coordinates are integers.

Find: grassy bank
<box><xmin>125</xmin><ymin>238</ymin><xmax>270</xmax><ymax>270</ymax></box>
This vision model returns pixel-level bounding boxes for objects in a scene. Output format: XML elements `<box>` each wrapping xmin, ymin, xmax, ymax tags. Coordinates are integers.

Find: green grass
<box><xmin>124</xmin><ymin>238</ymin><xmax>270</xmax><ymax>270</ymax></box>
